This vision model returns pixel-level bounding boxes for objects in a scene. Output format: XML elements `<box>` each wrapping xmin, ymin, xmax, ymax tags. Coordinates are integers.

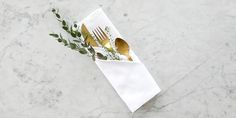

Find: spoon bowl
<box><xmin>115</xmin><ymin>38</ymin><xmax>133</xmax><ymax>61</ymax></box>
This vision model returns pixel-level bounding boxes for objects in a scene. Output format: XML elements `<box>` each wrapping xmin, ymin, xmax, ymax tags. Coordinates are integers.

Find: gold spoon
<box><xmin>115</xmin><ymin>38</ymin><xmax>133</xmax><ymax>61</ymax></box>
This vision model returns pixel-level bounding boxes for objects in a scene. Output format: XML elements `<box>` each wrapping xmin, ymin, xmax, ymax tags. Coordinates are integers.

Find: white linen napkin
<box><xmin>79</xmin><ymin>8</ymin><xmax>161</xmax><ymax>112</ymax></box>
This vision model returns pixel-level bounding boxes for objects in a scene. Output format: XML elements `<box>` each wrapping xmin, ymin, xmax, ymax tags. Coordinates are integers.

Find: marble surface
<box><xmin>0</xmin><ymin>0</ymin><xmax>236</xmax><ymax>117</ymax></box>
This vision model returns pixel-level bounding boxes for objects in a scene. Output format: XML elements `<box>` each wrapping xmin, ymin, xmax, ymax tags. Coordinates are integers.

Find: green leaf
<box><xmin>92</xmin><ymin>53</ymin><xmax>95</xmax><ymax>61</ymax></box>
<box><xmin>62</xmin><ymin>26</ymin><xmax>68</xmax><ymax>31</ymax></box>
<box><xmin>81</xmin><ymin>42</ymin><xmax>89</xmax><ymax>47</ymax></box>
<box><xmin>79</xmin><ymin>48</ymin><xmax>87</xmax><ymax>54</ymax></box>
<box><xmin>69</xmin><ymin>43</ymin><xmax>77</xmax><ymax>49</ymax></box>
<box><xmin>73</xmin><ymin>40</ymin><xmax>80</xmax><ymax>43</ymax></box>
<box><xmin>71</xmin><ymin>32</ymin><xmax>76</xmax><ymax>38</ymax></box>
<box><xmin>59</xmin><ymin>33</ymin><xmax>63</xmax><ymax>39</ymax></box>
<box><xmin>62</xmin><ymin>20</ymin><xmax>66</xmax><ymax>26</ymax></box>
<box><xmin>97</xmin><ymin>53</ymin><xmax>107</xmax><ymax>60</ymax></box>
<box><xmin>57</xmin><ymin>38</ymin><xmax>62</xmax><ymax>42</ymax></box>
<box><xmin>52</xmin><ymin>8</ymin><xmax>56</xmax><ymax>13</ymax></box>
<box><xmin>70</xmin><ymin>26</ymin><xmax>73</xmax><ymax>32</ymax></box>
<box><xmin>76</xmin><ymin>31</ymin><xmax>81</xmax><ymax>37</ymax></box>
<box><xmin>88</xmin><ymin>47</ymin><xmax>95</xmax><ymax>54</ymax></box>
<box><xmin>62</xmin><ymin>39</ymin><xmax>68</xmax><ymax>46</ymax></box>
<box><xmin>55</xmin><ymin>13</ymin><xmax>60</xmax><ymax>18</ymax></box>
<box><xmin>69</xmin><ymin>26</ymin><xmax>76</xmax><ymax>37</ymax></box>
<box><xmin>49</xmin><ymin>33</ymin><xmax>59</xmax><ymax>38</ymax></box>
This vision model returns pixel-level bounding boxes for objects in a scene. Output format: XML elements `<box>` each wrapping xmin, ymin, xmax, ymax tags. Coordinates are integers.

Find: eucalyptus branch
<box><xmin>49</xmin><ymin>8</ymin><xmax>109</xmax><ymax>61</ymax></box>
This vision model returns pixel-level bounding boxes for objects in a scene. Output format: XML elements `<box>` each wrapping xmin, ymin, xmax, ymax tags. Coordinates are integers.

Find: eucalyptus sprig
<box><xmin>49</xmin><ymin>8</ymin><xmax>107</xmax><ymax>61</ymax></box>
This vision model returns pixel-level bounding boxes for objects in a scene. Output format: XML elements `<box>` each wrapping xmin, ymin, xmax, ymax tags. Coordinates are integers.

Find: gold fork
<box><xmin>92</xmin><ymin>27</ymin><xmax>113</xmax><ymax>51</ymax></box>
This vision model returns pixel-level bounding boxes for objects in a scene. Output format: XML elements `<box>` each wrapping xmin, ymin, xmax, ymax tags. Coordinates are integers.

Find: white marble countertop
<box><xmin>0</xmin><ymin>0</ymin><xmax>236</xmax><ymax>118</ymax></box>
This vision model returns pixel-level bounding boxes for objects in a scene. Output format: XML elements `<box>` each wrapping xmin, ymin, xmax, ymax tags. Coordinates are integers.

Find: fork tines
<box><xmin>92</xmin><ymin>27</ymin><xmax>108</xmax><ymax>41</ymax></box>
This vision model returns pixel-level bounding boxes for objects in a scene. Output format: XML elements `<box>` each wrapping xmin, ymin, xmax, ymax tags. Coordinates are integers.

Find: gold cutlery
<box><xmin>115</xmin><ymin>38</ymin><xmax>133</xmax><ymax>61</ymax></box>
<box><xmin>92</xmin><ymin>27</ymin><xmax>113</xmax><ymax>51</ymax></box>
<box><xmin>81</xmin><ymin>24</ymin><xmax>98</xmax><ymax>47</ymax></box>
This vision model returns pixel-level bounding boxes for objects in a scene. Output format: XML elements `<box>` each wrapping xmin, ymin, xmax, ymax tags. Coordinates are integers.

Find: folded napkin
<box><xmin>79</xmin><ymin>8</ymin><xmax>161</xmax><ymax>112</ymax></box>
